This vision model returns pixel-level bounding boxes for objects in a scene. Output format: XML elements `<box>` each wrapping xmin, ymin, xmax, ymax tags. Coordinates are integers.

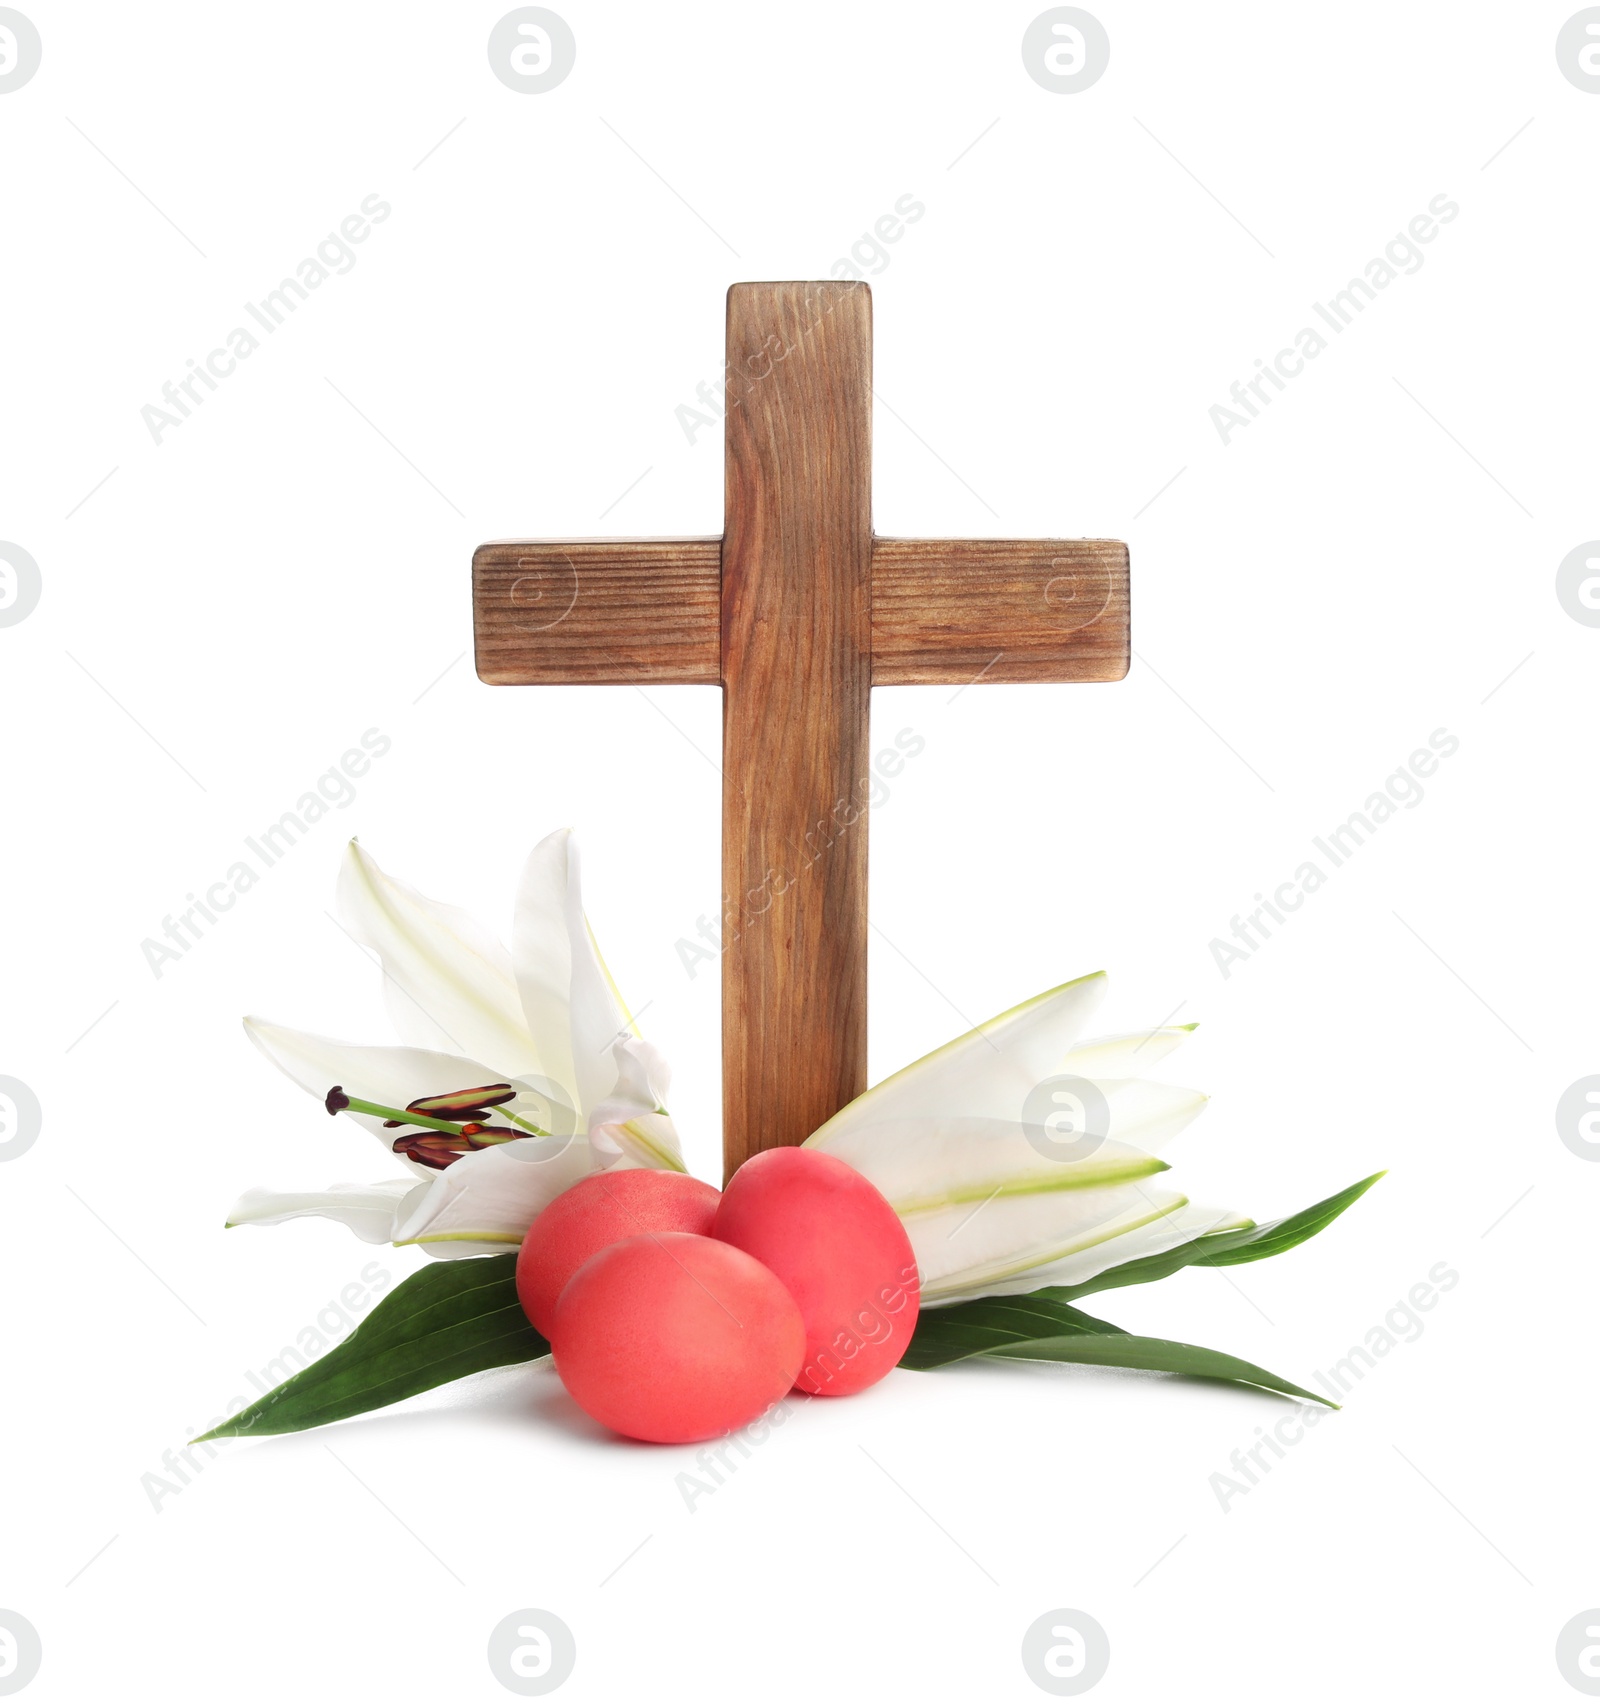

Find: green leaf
<box><xmin>196</xmin><ymin>1255</ymin><xmax>547</xmax><ymax>1440</ymax></box>
<box><xmin>1035</xmin><ymin>1170</ymin><xmax>1385</xmax><ymax>1306</ymax></box>
<box><xmin>900</xmin><ymin>1291</ymin><xmax>1333</xmax><ymax>1406</ymax></box>
<box><xmin>986</xmin><ymin>1332</ymin><xmax>1333</xmax><ymax>1405</ymax></box>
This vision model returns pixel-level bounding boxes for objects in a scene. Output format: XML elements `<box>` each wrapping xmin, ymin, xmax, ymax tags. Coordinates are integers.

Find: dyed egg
<box><xmin>515</xmin><ymin>1168</ymin><xmax>721</xmax><ymax>1337</ymax></box>
<box><xmin>552</xmin><ymin>1233</ymin><xmax>804</xmax><ymax>1444</ymax></box>
<box><xmin>712</xmin><ymin>1146</ymin><xmax>919</xmax><ymax>1397</ymax></box>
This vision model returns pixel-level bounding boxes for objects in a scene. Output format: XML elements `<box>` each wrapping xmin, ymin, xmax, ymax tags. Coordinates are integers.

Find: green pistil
<box><xmin>335</xmin><ymin>1092</ymin><xmax>473</xmax><ymax>1135</ymax></box>
<box><xmin>325</xmin><ymin>1084</ymin><xmax>553</xmax><ymax>1140</ymax></box>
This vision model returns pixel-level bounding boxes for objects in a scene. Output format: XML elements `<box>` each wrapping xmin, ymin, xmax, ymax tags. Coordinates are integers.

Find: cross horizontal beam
<box><xmin>473</xmin><ymin>538</ymin><xmax>722</xmax><ymax>685</ymax></box>
<box><xmin>472</xmin><ymin>536</ymin><xmax>1129</xmax><ymax>686</ymax></box>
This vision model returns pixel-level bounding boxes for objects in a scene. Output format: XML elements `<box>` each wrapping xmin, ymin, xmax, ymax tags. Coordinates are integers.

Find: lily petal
<box><xmin>587</xmin><ymin>1035</ymin><xmax>671</xmax><ymax>1127</ymax></box>
<box><xmin>918</xmin><ymin>1195</ymin><xmax>1254</xmax><ymax>1305</ymax></box>
<box><xmin>244</xmin><ymin>1017</ymin><xmax>512</xmax><ymax>1172</ymax></box>
<box><xmin>807</xmin><ymin>972</ymin><xmax>1111</xmax><ymax>1143</ymax></box>
<box><xmin>337</xmin><ymin>841</ymin><xmax>540</xmax><ymax>1076</ymax></box>
<box><xmin>391</xmin><ymin>1134</ymin><xmax>601</xmax><ymax>1258</ymax></box>
<box><xmin>513</xmin><ymin>830</ymin><xmax>633</xmax><ymax>1122</ymax></box>
<box><xmin>1060</xmin><ymin>1024</ymin><xmax>1197</xmax><ymax>1078</ymax></box>
<box><xmin>225</xmin><ymin>1179</ymin><xmax>425</xmax><ymax>1243</ymax></box>
<box><xmin>814</xmin><ymin>1113</ymin><xmax>1168</xmax><ymax>1212</ymax></box>
<box><xmin>590</xmin><ymin>1112</ymin><xmax>687</xmax><ymax>1172</ymax></box>
<box><xmin>913</xmin><ymin>1182</ymin><xmax>1194</xmax><ymax>1303</ymax></box>
<box><xmin>815</xmin><ymin>1100</ymin><xmax>1229</xmax><ymax>1307</ymax></box>
<box><xmin>1053</xmin><ymin>1077</ymin><xmax>1209</xmax><ymax>1156</ymax></box>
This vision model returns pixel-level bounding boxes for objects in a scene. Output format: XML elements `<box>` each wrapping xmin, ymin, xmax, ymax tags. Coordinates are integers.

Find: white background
<box><xmin>2</xmin><ymin>2</ymin><xmax>1597</xmax><ymax>1699</ymax></box>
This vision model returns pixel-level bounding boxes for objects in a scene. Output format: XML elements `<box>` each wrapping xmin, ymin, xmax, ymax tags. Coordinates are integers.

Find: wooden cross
<box><xmin>473</xmin><ymin>283</ymin><xmax>1129</xmax><ymax>1184</ymax></box>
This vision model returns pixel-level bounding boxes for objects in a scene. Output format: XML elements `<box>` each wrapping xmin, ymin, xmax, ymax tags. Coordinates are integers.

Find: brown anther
<box><xmin>391</xmin><ymin>1131</ymin><xmax>474</xmax><ymax>1170</ymax></box>
<box><xmin>391</xmin><ymin>1124</ymin><xmax>522</xmax><ymax>1169</ymax></box>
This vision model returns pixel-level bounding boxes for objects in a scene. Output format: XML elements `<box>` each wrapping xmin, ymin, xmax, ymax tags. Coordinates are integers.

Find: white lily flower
<box><xmin>805</xmin><ymin>972</ymin><xmax>1250</xmax><ymax>1306</ymax></box>
<box><xmin>228</xmin><ymin>831</ymin><xmax>684</xmax><ymax>1258</ymax></box>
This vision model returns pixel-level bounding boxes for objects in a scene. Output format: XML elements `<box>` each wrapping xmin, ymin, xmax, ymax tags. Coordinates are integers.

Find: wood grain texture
<box><xmin>870</xmin><ymin>537</ymin><xmax>1130</xmax><ymax>684</ymax></box>
<box><xmin>721</xmin><ymin>281</ymin><xmax>873</xmax><ymax>1179</ymax></box>
<box><xmin>473</xmin><ymin>538</ymin><xmax>721</xmax><ymax>685</ymax></box>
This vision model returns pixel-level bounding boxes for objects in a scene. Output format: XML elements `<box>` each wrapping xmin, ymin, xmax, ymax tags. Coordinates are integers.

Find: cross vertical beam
<box><xmin>720</xmin><ymin>282</ymin><xmax>873</xmax><ymax>1179</ymax></box>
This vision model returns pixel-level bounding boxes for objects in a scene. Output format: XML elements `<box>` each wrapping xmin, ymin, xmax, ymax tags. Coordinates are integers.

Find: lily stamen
<box><xmin>391</xmin><ymin>1124</ymin><xmax>521</xmax><ymax>1170</ymax></box>
<box><xmin>325</xmin><ymin>1084</ymin><xmax>550</xmax><ymax>1170</ymax></box>
<box><xmin>379</xmin><ymin>1084</ymin><xmax>520</xmax><ymax>1127</ymax></box>
<box><xmin>324</xmin><ymin>1083</ymin><xmax>553</xmax><ymax>1139</ymax></box>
